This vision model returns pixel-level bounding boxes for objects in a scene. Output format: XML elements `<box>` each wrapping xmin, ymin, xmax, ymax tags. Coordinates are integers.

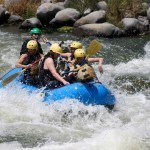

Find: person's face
<box><xmin>70</xmin><ymin>47</ymin><xmax>76</xmax><ymax>54</ymax></box>
<box><xmin>76</xmin><ymin>57</ymin><xmax>84</xmax><ymax>64</ymax></box>
<box><xmin>55</xmin><ymin>53</ymin><xmax>60</xmax><ymax>58</ymax></box>
<box><xmin>28</xmin><ymin>49</ymin><xmax>37</xmax><ymax>55</ymax></box>
<box><xmin>52</xmin><ymin>51</ymin><xmax>60</xmax><ymax>59</ymax></box>
<box><xmin>32</xmin><ymin>34</ymin><xmax>41</xmax><ymax>40</ymax></box>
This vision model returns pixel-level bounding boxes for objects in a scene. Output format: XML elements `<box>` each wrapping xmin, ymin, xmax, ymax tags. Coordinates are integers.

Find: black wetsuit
<box><xmin>38</xmin><ymin>53</ymin><xmax>64</xmax><ymax>89</ymax></box>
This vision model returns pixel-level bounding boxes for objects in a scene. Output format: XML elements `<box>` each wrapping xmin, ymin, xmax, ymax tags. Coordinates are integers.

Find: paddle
<box><xmin>1</xmin><ymin>59</ymin><xmax>40</xmax><ymax>87</ymax></box>
<box><xmin>86</xmin><ymin>39</ymin><xmax>102</xmax><ymax>58</ymax></box>
<box><xmin>62</xmin><ymin>39</ymin><xmax>102</xmax><ymax>75</ymax></box>
<box><xmin>0</xmin><ymin>68</ymin><xmax>17</xmax><ymax>81</ymax></box>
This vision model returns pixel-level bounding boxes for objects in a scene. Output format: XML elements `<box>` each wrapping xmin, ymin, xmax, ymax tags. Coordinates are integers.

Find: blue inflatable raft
<box><xmin>0</xmin><ymin>68</ymin><xmax>116</xmax><ymax>109</ymax></box>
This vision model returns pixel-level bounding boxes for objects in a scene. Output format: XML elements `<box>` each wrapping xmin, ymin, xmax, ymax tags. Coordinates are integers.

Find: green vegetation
<box><xmin>65</xmin><ymin>0</ymin><xmax>100</xmax><ymax>14</ymax></box>
<box><xmin>107</xmin><ymin>0</ymin><xmax>142</xmax><ymax>25</ymax></box>
<box><xmin>57</xmin><ymin>26</ymin><xmax>74</xmax><ymax>33</ymax></box>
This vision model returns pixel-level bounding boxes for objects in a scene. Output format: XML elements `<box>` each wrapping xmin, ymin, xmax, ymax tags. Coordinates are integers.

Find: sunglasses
<box><xmin>33</xmin><ymin>33</ymin><xmax>41</xmax><ymax>35</ymax></box>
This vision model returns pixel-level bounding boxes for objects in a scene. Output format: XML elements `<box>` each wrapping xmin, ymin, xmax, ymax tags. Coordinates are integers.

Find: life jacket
<box><xmin>38</xmin><ymin>53</ymin><xmax>57</xmax><ymax>87</ymax></box>
<box><xmin>75</xmin><ymin>59</ymin><xmax>96</xmax><ymax>82</ymax></box>
<box><xmin>55</xmin><ymin>56</ymin><xmax>67</xmax><ymax>76</ymax></box>
<box><xmin>52</xmin><ymin>55</ymin><xmax>73</xmax><ymax>78</ymax></box>
<box><xmin>67</xmin><ymin>55</ymin><xmax>75</xmax><ymax>64</ymax></box>
<box><xmin>58</xmin><ymin>55</ymin><xmax>75</xmax><ymax>77</ymax></box>
<box><xmin>77</xmin><ymin>64</ymin><xmax>96</xmax><ymax>81</ymax></box>
<box><xmin>22</xmin><ymin>52</ymin><xmax>41</xmax><ymax>75</ymax></box>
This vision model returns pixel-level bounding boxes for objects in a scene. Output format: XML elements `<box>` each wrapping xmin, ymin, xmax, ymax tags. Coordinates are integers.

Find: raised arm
<box><xmin>88</xmin><ymin>57</ymin><xmax>104</xmax><ymax>74</ymax></box>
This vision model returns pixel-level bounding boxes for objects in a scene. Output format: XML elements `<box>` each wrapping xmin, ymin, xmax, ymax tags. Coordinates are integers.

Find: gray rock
<box><xmin>36</xmin><ymin>3</ymin><xmax>64</xmax><ymax>26</ymax></box>
<box><xmin>20</xmin><ymin>17</ymin><xmax>42</xmax><ymax>29</ymax></box>
<box><xmin>83</xmin><ymin>8</ymin><xmax>92</xmax><ymax>16</ymax></box>
<box><xmin>49</xmin><ymin>8</ymin><xmax>80</xmax><ymax>27</ymax></box>
<box><xmin>97</xmin><ymin>1</ymin><xmax>108</xmax><ymax>11</ymax></box>
<box><xmin>0</xmin><ymin>5</ymin><xmax>10</xmax><ymax>24</ymax></box>
<box><xmin>7</xmin><ymin>15</ymin><xmax>24</xmax><ymax>24</ymax></box>
<box><xmin>138</xmin><ymin>16</ymin><xmax>149</xmax><ymax>26</ymax></box>
<box><xmin>74</xmin><ymin>10</ymin><xmax>106</xmax><ymax>27</ymax></box>
<box><xmin>55</xmin><ymin>8</ymin><xmax>80</xmax><ymax>22</ymax></box>
<box><xmin>122</xmin><ymin>18</ymin><xmax>148</xmax><ymax>35</ymax></box>
<box><xmin>74</xmin><ymin>22</ymin><xmax>123</xmax><ymax>37</ymax></box>
<box><xmin>142</xmin><ymin>2</ymin><xmax>149</xmax><ymax>10</ymax></box>
<box><xmin>147</xmin><ymin>7</ymin><xmax>150</xmax><ymax>20</ymax></box>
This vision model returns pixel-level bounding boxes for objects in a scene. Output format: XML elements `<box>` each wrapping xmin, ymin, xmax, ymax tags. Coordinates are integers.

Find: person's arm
<box><xmin>45</xmin><ymin>58</ymin><xmax>70</xmax><ymax>85</ymax></box>
<box><xmin>88</xmin><ymin>57</ymin><xmax>104</xmax><ymax>74</ymax></box>
<box><xmin>15</xmin><ymin>54</ymin><xmax>31</xmax><ymax>69</ymax></box>
<box><xmin>59</xmin><ymin>53</ymin><xmax>74</xmax><ymax>68</ymax></box>
<box><xmin>60</xmin><ymin>52</ymin><xmax>71</xmax><ymax>58</ymax></box>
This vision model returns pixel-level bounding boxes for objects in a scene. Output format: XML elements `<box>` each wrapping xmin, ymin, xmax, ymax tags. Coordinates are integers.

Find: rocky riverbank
<box><xmin>0</xmin><ymin>0</ymin><xmax>150</xmax><ymax>37</ymax></box>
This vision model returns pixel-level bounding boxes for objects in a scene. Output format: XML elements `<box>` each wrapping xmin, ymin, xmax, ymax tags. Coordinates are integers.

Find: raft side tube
<box><xmin>43</xmin><ymin>82</ymin><xmax>116</xmax><ymax>106</ymax></box>
<box><xmin>0</xmin><ymin>68</ymin><xmax>116</xmax><ymax>107</ymax></box>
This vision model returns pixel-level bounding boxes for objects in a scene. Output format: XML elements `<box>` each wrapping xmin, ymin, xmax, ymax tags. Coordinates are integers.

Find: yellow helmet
<box><xmin>50</xmin><ymin>43</ymin><xmax>62</xmax><ymax>54</ymax></box>
<box><xmin>27</xmin><ymin>40</ymin><xmax>38</xmax><ymax>50</ymax></box>
<box><xmin>74</xmin><ymin>49</ymin><xmax>86</xmax><ymax>58</ymax></box>
<box><xmin>70</xmin><ymin>41</ymin><xmax>82</xmax><ymax>49</ymax></box>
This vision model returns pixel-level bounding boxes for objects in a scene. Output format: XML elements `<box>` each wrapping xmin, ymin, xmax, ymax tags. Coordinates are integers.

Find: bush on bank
<box><xmin>107</xmin><ymin>0</ymin><xmax>142</xmax><ymax>25</ymax></box>
<box><xmin>6</xmin><ymin>0</ymin><xmax>40</xmax><ymax>19</ymax></box>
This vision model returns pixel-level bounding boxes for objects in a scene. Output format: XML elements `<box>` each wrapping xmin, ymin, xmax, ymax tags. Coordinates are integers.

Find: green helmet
<box><xmin>30</xmin><ymin>28</ymin><xmax>42</xmax><ymax>35</ymax></box>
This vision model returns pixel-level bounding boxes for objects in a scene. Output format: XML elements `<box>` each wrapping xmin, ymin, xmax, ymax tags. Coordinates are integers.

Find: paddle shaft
<box><xmin>1</xmin><ymin>59</ymin><xmax>41</xmax><ymax>87</ymax></box>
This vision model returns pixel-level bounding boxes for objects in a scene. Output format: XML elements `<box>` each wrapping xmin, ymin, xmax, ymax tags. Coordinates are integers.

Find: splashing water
<box><xmin>0</xmin><ymin>26</ymin><xmax>150</xmax><ymax>150</ymax></box>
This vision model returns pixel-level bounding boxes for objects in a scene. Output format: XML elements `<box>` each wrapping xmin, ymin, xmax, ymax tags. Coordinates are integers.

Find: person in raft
<box><xmin>66</xmin><ymin>48</ymin><xmax>98</xmax><ymax>82</ymax></box>
<box><xmin>60</xmin><ymin>41</ymin><xmax>103</xmax><ymax>77</ymax></box>
<box><xmin>38</xmin><ymin>43</ymin><xmax>69</xmax><ymax>89</ymax></box>
<box><xmin>20</xmin><ymin>27</ymin><xmax>44</xmax><ymax>57</ymax></box>
<box><xmin>15</xmin><ymin>40</ymin><xmax>42</xmax><ymax>86</ymax></box>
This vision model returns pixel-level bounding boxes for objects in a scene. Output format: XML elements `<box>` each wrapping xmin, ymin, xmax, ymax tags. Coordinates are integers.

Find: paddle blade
<box><xmin>86</xmin><ymin>40</ymin><xmax>102</xmax><ymax>57</ymax></box>
<box><xmin>2</xmin><ymin>72</ymin><xmax>20</xmax><ymax>86</ymax></box>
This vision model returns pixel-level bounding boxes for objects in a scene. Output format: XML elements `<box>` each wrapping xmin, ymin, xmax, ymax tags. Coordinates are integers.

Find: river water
<box><xmin>0</xmin><ymin>26</ymin><xmax>150</xmax><ymax>150</ymax></box>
